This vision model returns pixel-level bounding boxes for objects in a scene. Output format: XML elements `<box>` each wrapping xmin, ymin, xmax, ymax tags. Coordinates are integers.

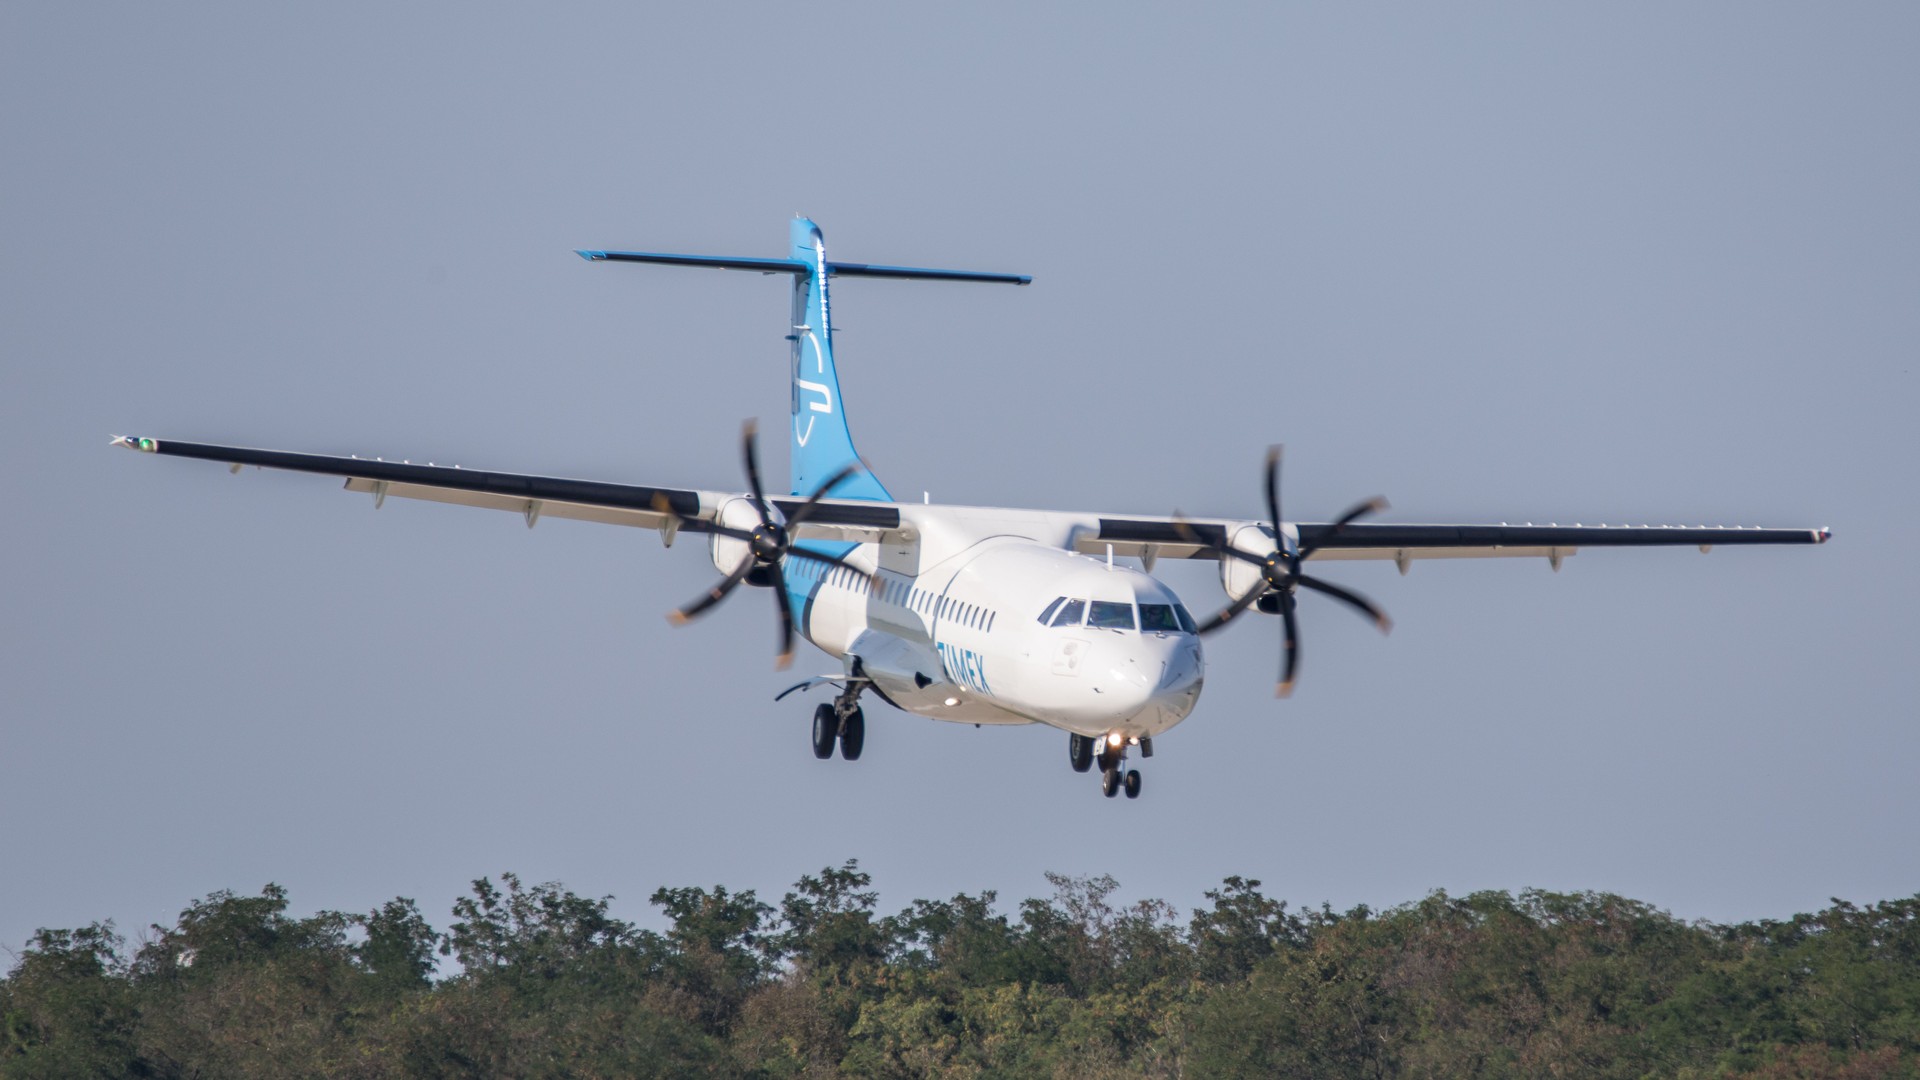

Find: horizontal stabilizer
<box><xmin>576</xmin><ymin>251</ymin><xmax>1030</xmax><ymax>285</ymax></box>
<box><xmin>825</xmin><ymin>262</ymin><xmax>1030</xmax><ymax>286</ymax></box>
<box><xmin>575</xmin><ymin>250</ymin><xmax>810</xmax><ymax>275</ymax></box>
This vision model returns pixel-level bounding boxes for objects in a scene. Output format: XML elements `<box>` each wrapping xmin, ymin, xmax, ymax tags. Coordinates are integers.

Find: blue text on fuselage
<box><xmin>935</xmin><ymin>641</ymin><xmax>991</xmax><ymax>695</ymax></box>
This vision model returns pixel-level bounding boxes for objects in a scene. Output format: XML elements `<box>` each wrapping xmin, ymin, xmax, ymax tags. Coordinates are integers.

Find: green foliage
<box><xmin>5</xmin><ymin>869</ymin><xmax>1918</xmax><ymax>1079</ymax></box>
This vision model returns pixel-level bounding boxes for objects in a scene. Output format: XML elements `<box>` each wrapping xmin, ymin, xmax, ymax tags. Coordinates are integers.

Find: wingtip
<box><xmin>1816</xmin><ymin>527</ymin><xmax>1832</xmax><ymax>543</ymax></box>
<box><xmin>112</xmin><ymin>435</ymin><xmax>157</xmax><ymax>453</ymax></box>
<box><xmin>575</xmin><ymin>250</ymin><xmax>607</xmax><ymax>261</ymax></box>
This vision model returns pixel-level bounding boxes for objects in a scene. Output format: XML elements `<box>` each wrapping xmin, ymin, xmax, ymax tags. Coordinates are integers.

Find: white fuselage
<box><xmin>713</xmin><ymin>502</ymin><xmax>1206</xmax><ymax>739</ymax></box>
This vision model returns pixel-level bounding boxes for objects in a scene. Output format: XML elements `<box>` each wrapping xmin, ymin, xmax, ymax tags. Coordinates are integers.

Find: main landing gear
<box><xmin>811</xmin><ymin>680</ymin><xmax>866</xmax><ymax>761</ymax></box>
<box><xmin>1073</xmin><ymin>731</ymin><xmax>1147</xmax><ymax>799</ymax></box>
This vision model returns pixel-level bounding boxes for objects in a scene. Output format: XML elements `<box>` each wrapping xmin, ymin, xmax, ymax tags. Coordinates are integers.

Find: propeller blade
<box><xmin>740</xmin><ymin>419</ymin><xmax>773</xmax><ymax>525</ymax></box>
<box><xmin>1297</xmin><ymin>496</ymin><xmax>1389</xmax><ymax>562</ymax></box>
<box><xmin>786</xmin><ymin>461</ymin><xmax>865</xmax><ymax>526</ymax></box>
<box><xmin>769</xmin><ymin>562</ymin><xmax>796</xmax><ymax>670</ymax></box>
<box><xmin>1277</xmin><ymin>590</ymin><xmax>1300</xmax><ymax>697</ymax></box>
<box><xmin>1193</xmin><ymin>582</ymin><xmax>1266</xmax><ymax>635</ymax></box>
<box><xmin>1264</xmin><ymin>445</ymin><xmax>1283</xmax><ymax>538</ymax></box>
<box><xmin>1172</xmin><ymin>512</ymin><xmax>1267</xmax><ymax>567</ymax></box>
<box><xmin>1297</xmin><ymin>574</ymin><xmax>1393</xmax><ymax>634</ymax></box>
<box><xmin>669</xmin><ymin>554</ymin><xmax>756</xmax><ymax>625</ymax></box>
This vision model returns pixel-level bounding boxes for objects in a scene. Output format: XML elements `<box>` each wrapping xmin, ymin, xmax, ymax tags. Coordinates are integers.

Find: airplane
<box><xmin>113</xmin><ymin>217</ymin><xmax>1830</xmax><ymax>799</ymax></box>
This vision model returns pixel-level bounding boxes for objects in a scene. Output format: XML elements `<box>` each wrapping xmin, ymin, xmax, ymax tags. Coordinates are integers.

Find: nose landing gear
<box><xmin>1083</xmin><ymin>732</ymin><xmax>1143</xmax><ymax>799</ymax></box>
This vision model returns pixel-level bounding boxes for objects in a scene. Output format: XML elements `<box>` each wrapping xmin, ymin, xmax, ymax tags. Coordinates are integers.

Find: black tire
<box><xmin>839</xmin><ymin>707</ymin><xmax>865</xmax><ymax>761</ymax></box>
<box><xmin>1102</xmin><ymin>768</ymin><xmax>1120</xmax><ymax>798</ymax></box>
<box><xmin>1069</xmin><ymin>733</ymin><xmax>1093</xmax><ymax>773</ymax></box>
<box><xmin>1124</xmin><ymin>769</ymin><xmax>1142</xmax><ymax>799</ymax></box>
<box><xmin>810</xmin><ymin>704</ymin><xmax>836</xmax><ymax>759</ymax></box>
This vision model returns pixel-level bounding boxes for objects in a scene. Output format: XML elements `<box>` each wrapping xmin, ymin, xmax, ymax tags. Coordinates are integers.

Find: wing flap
<box><xmin>339</xmin><ymin>477</ymin><xmax>673</xmax><ymax>529</ymax></box>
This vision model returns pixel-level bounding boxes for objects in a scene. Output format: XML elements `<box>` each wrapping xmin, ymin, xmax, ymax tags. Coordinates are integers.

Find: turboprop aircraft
<box><xmin>113</xmin><ymin>217</ymin><xmax>1829</xmax><ymax>799</ymax></box>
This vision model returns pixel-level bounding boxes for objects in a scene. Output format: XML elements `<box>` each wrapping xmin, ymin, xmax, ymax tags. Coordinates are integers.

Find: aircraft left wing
<box><xmin>109</xmin><ymin>436</ymin><xmax>902</xmax><ymax>544</ymax></box>
<box><xmin>1082</xmin><ymin>515</ymin><xmax>1829</xmax><ymax>567</ymax></box>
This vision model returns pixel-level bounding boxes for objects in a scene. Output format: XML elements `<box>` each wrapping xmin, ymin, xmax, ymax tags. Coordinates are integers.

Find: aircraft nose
<box><xmin>1147</xmin><ymin>638</ymin><xmax>1205</xmax><ymax>722</ymax></box>
<box><xmin>1159</xmin><ymin>639</ymin><xmax>1203</xmax><ymax>695</ymax></box>
<box><xmin>1091</xmin><ymin>638</ymin><xmax>1203</xmax><ymax>725</ymax></box>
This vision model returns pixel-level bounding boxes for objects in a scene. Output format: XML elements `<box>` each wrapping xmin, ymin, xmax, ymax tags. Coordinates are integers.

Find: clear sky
<box><xmin>4</xmin><ymin>3</ymin><xmax>1916</xmax><ymax>957</ymax></box>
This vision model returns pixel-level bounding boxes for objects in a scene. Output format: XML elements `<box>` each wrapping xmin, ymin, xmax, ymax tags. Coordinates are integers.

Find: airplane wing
<box><xmin>109</xmin><ymin>436</ymin><xmax>901</xmax><ymax>545</ymax></box>
<box><xmin>1082</xmin><ymin>515</ymin><xmax>1829</xmax><ymax>567</ymax></box>
<box><xmin>115</xmin><ymin>435</ymin><xmax>1827</xmax><ymax>567</ymax></box>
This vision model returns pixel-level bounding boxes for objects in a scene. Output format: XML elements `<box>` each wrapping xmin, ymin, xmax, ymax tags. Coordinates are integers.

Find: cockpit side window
<box><xmin>1037</xmin><ymin>597</ymin><xmax>1065</xmax><ymax>624</ymax></box>
<box><xmin>1051</xmin><ymin>598</ymin><xmax>1086</xmax><ymax>627</ymax></box>
<box><xmin>1087</xmin><ymin>600</ymin><xmax>1136</xmax><ymax>630</ymax></box>
<box><xmin>1138</xmin><ymin>603</ymin><xmax>1181</xmax><ymax>633</ymax></box>
<box><xmin>1173</xmin><ymin>603</ymin><xmax>1199</xmax><ymax>634</ymax></box>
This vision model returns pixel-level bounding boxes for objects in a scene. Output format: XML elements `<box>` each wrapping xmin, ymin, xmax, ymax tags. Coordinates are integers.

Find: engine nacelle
<box><xmin>709</xmin><ymin>497</ymin><xmax>764</xmax><ymax>575</ymax></box>
<box><xmin>1217</xmin><ymin>522</ymin><xmax>1293</xmax><ymax>601</ymax></box>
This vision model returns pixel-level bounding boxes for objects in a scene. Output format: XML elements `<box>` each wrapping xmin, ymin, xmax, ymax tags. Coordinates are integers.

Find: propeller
<box><xmin>658</xmin><ymin>420</ymin><xmax>874</xmax><ymax>670</ymax></box>
<box><xmin>1177</xmin><ymin>446</ymin><xmax>1393</xmax><ymax>697</ymax></box>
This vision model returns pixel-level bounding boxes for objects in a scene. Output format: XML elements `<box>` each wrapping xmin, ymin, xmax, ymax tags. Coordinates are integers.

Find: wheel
<box><xmin>811</xmin><ymin>704</ymin><xmax>836</xmax><ymax>759</ymax></box>
<box><xmin>1069</xmin><ymin>733</ymin><xmax>1093</xmax><ymax>773</ymax></box>
<box><xmin>839</xmin><ymin>706</ymin><xmax>865</xmax><ymax>761</ymax></box>
<box><xmin>1102</xmin><ymin>768</ymin><xmax>1120</xmax><ymax>798</ymax></box>
<box><xmin>1123</xmin><ymin>769</ymin><xmax>1141</xmax><ymax>799</ymax></box>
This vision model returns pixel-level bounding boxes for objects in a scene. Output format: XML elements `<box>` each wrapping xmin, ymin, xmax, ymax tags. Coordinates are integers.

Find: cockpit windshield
<box><xmin>1173</xmin><ymin>603</ymin><xmax>1198</xmax><ymax>633</ymax></box>
<box><xmin>1138</xmin><ymin>603</ymin><xmax>1180</xmax><ymax>633</ymax></box>
<box><xmin>1045</xmin><ymin>596</ymin><xmax>1194</xmax><ymax>634</ymax></box>
<box><xmin>1087</xmin><ymin>600</ymin><xmax>1136</xmax><ymax>630</ymax></box>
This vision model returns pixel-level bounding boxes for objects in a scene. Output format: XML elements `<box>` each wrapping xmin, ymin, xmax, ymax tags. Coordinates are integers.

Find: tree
<box><xmin>1</xmin><ymin>922</ymin><xmax>139</xmax><ymax>1078</ymax></box>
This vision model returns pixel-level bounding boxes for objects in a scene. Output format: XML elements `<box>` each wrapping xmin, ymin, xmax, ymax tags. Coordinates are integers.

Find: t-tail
<box><xmin>578</xmin><ymin>217</ymin><xmax>1029</xmax><ymax>501</ymax></box>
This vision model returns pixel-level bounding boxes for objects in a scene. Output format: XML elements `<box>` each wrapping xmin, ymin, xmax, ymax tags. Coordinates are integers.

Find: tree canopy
<box><xmin>5</xmin><ymin>865</ymin><xmax>1915</xmax><ymax>1078</ymax></box>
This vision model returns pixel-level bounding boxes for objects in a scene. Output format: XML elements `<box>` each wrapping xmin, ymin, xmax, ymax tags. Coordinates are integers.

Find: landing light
<box><xmin>944</xmin><ymin>697</ymin><xmax>959</xmax><ymax>707</ymax></box>
<box><xmin>1107</xmin><ymin>732</ymin><xmax>1124</xmax><ymax>748</ymax></box>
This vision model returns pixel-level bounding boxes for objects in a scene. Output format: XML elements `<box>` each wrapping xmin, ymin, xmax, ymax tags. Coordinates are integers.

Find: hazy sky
<box><xmin>4</xmin><ymin>3</ymin><xmax>1916</xmax><ymax>957</ymax></box>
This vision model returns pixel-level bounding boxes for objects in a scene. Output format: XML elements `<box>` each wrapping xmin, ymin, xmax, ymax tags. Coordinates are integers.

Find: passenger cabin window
<box><xmin>1038</xmin><ymin>597</ymin><xmax>1065</xmax><ymax>624</ymax></box>
<box><xmin>1088</xmin><ymin>600</ymin><xmax>1136</xmax><ymax>630</ymax></box>
<box><xmin>1139</xmin><ymin>603</ymin><xmax>1181</xmax><ymax>633</ymax></box>
<box><xmin>1052</xmin><ymin>599</ymin><xmax>1086</xmax><ymax>627</ymax></box>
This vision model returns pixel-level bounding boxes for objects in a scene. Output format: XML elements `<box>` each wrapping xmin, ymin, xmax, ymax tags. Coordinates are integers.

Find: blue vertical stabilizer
<box><xmin>786</xmin><ymin>218</ymin><xmax>890</xmax><ymax>501</ymax></box>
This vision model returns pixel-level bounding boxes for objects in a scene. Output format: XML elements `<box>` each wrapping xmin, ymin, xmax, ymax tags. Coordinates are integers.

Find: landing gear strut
<box><xmin>811</xmin><ymin>678</ymin><xmax>867</xmax><ymax>761</ymax></box>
